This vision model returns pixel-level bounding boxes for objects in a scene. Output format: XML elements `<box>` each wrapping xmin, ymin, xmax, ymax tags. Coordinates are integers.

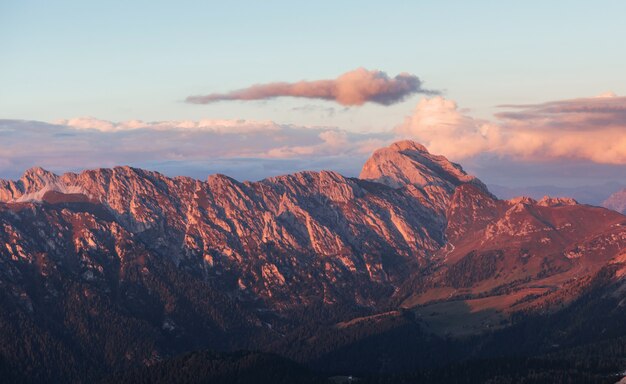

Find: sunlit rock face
<box><xmin>0</xmin><ymin>141</ymin><xmax>476</xmax><ymax>310</ymax></box>
<box><xmin>2</xmin><ymin>140</ymin><xmax>625</xmax><ymax>313</ymax></box>
<box><xmin>360</xmin><ymin>140</ymin><xmax>490</xmax><ymax>216</ymax></box>
<box><xmin>360</xmin><ymin>140</ymin><xmax>478</xmax><ymax>190</ymax></box>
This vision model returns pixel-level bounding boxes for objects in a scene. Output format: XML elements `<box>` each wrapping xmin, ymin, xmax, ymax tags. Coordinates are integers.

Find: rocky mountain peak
<box><xmin>22</xmin><ymin>166</ymin><xmax>56</xmax><ymax>178</ymax></box>
<box><xmin>20</xmin><ymin>166</ymin><xmax>59</xmax><ymax>188</ymax></box>
<box><xmin>537</xmin><ymin>196</ymin><xmax>578</xmax><ymax>207</ymax></box>
<box><xmin>506</xmin><ymin>195</ymin><xmax>579</xmax><ymax>207</ymax></box>
<box><xmin>0</xmin><ymin>167</ymin><xmax>62</xmax><ymax>202</ymax></box>
<box><xmin>388</xmin><ymin>140</ymin><xmax>430</xmax><ymax>153</ymax></box>
<box><xmin>359</xmin><ymin>140</ymin><xmax>481</xmax><ymax>191</ymax></box>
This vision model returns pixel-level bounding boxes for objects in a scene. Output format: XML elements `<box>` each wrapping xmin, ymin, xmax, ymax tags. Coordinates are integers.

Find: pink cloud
<box><xmin>0</xmin><ymin>119</ymin><xmax>390</xmax><ymax>181</ymax></box>
<box><xmin>396</xmin><ymin>93</ymin><xmax>626</xmax><ymax>164</ymax></box>
<box><xmin>186</xmin><ymin>68</ymin><xmax>437</xmax><ymax>106</ymax></box>
<box><xmin>395</xmin><ymin>97</ymin><xmax>499</xmax><ymax>160</ymax></box>
<box><xmin>264</xmin><ymin>129</ymin><xmax>388</xmax><ymax>159</ymax></box>
<box><xmin>55</xmin><ymin>117</ymin><xmax>281</xmax><ymax>133</ymax></box>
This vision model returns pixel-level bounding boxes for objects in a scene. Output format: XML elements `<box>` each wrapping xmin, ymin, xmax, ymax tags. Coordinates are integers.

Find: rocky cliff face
<box><xmin>360</xmin><ymin>140</ymin><xmax>490</xmax><ymax>216</ymax></box>
<box><xmin>2</xmin><ymin>140</ymin><xmax>626</xmax><ymax>381</ymax></box>
<box><xmin>3</xmin><ymin>141</ymin><xmax>625</xmax><ymax>313</ymax></box>
<box><xmin>1</xmin><ymin>142</ymin><xmax>473</xmax><ymax>314</ymax></box>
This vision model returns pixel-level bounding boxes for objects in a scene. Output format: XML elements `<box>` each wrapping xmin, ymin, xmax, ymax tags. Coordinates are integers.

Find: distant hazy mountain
<box><xmin>603</xmin><ymin>188</ymin><xmax>626</xmax><ymax>214</ymax></box>
<box><xmin>2</xmin><ymin>140</ymin><xmax>626</xmax><ymax>382</ymax></box>
<box><xmin>488</xmin><ymin>182</ymin><xmax>626</xmax><ymax>206</ymax></box>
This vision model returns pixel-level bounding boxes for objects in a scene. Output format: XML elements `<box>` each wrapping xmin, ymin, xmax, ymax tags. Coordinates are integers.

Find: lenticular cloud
<box><xmin>186</xmin><ymin>68</ymin><xmax>437</xmax><ymax>106</ymax></box>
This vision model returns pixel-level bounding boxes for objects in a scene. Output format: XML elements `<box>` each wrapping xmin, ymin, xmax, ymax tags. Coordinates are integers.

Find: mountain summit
<box><xmin>360</xmin><ymin>140</ymin><xmax>491</xmax><ymax>216</ymax></box>
<box><xmin>360</xmin><ymin>140</ymin><xmax>481</xmax><ymax>190</ymax></box>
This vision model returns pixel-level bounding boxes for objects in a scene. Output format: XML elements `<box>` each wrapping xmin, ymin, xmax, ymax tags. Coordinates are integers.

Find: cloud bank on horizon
<box><xmin>0</xmin><ymin>118</ymin><xmax>387</xmax><ymax>181</ymax></box>
<box><xmin>55</xmin><ymin>117</ymin><xmax>283</xmax><ymax>133</ymax></box>
<box><xmin>186</xmin><ymin>68</ymin><xmax>437</xmax><ymax>106</ymax></box>
<box><xmin>3</xmin><ymin>92</ymin><xmax>626</xmax><ymax>187</ymax></box>
<box><xmin>397</xmin><ymin>93</ymin><xmax>626</xmax><ymax>165</ymax></box>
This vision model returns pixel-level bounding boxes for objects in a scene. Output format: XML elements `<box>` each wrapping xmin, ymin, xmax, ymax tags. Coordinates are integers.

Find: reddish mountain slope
<box><xmin>2</xmin><ymin>140</ymin><xmax>626</xmax><ymax>378</ymax></box>
<box><xmin>0</xmin><ymin>145</ymin><xmax>463</xmax><ymax>311</ymax></box>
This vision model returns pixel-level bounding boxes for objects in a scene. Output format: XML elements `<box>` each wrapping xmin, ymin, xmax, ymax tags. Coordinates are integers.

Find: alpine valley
<box><xmin>2</xmin><ymin>140</ymin><xmax>626</xmax><ymax>383</ymax></box>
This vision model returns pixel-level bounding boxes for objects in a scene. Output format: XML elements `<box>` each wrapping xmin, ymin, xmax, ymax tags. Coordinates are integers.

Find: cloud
<box><xmin>55</xmin><ymin>117</ymin><xmax>281</xmax><ymax>133</ymax></box>
<box><xmin>265</xmin><ymin>129</ymin><xmax>388</xmax><ymax>159</ymax></box>
<box><xmin>395</xmin><ymin>97</ymin><xmax>500</xmax><ymax>159</ymax></box>
<box><xmin>0</xmin><ymin>119</ymin><xmax>390</xmax><ymax>181</ymax></box>
<box><xmin>291</xmin><ymin>105</ymin><xmax>346</xmax><ymax>117</ymax></box>
<box><xmin>396</xmin><ymin>93</ymin><xmax>626</xmax><ymax>165</ymax></box>
<box><xmin>5</xmin><ymin>92</ymin><xmax>626</xmax><ymax>193</ymax></box>
<box><xmin>494</xmin><ymin>93</ymin><xmax>626</xmax><ymax>164</ymax></box>
<box><xmin>495</xmin><ymin>92</ymin><xmax>626</xmax><ymax>130</ymax></box>
<box><xmin>186</xmin><ymin>68</ymin><xmax>436</xmax><ymax>106</ymax></box>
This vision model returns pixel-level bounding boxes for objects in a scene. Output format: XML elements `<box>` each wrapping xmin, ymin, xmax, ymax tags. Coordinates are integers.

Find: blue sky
<box><xmin>2</xmin><ymin>1</ymin><xmax>626</xmax><ymax>197</ymax></box>
<box><xmin>2</xmin><ymin>1</ymin><xmax>625</xmax><ymax>125</ymax></box>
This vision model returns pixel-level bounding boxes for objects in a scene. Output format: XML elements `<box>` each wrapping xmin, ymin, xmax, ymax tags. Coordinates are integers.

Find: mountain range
<box><xmin>489</xmin><ymin>182</ymin><xmax>626</xmax><ymax>207</ymax></box>
<box><xmin>1</xmin><ymin>140</ymin><xmax>626</xmax><ymax>383</ymax></box>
